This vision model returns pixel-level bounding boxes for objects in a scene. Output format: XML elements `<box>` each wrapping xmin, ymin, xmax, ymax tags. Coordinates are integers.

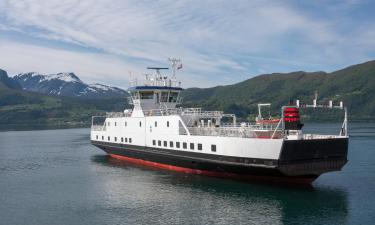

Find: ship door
<box><xmin>156</xmin><ymin>93</ymin><xmax>160</xmax><ymax>103</ymax></box>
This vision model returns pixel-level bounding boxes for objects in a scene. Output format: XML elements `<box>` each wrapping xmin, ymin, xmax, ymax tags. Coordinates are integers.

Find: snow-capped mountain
<box><xmin>13</xmin><ymin>72</ymin><xmax>128</xmax><ymax>98</ymax></box>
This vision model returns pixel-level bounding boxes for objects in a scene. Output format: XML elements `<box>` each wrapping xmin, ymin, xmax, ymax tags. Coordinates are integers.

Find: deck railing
<box><xmin>106</xmin><ymin>111</ymin><xmax>132</xmax><ymax>118</ymax></box>
<box><xmin>143</xmin><ymin>107</ymin><xmax>223</xmax><ymax>118</ymax></box>
<box><xmin>187</xmin><ymin>125</ymin><xmax>284</xmax><ymax>139</ymax></box>
<box><xmin>91</xmin><ymin>125</ymin><xmax>106</xmax><ymax>131</ymax></box>
<box><xmin>302</xmin><ymin>134</ymin><xmax>342</xmax><ymax>139</ymax></box>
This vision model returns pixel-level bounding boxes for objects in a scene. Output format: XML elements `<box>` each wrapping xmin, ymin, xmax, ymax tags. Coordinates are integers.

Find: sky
<box><xmin>0</xmin><ymin>0</ymin><xmax>374</xmax><ymax>88</ymax></box>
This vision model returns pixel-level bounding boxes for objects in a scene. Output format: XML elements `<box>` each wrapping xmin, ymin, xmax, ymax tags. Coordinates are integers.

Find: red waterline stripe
<box><xmin>108</xmin><ymin>154</ymin><xmax>315</xmax><ymax>185</ymax></box>
<box><xmin>109</xmin><ymin>154</ymin><xmax>223</xmax><ymax>177</ymax></box>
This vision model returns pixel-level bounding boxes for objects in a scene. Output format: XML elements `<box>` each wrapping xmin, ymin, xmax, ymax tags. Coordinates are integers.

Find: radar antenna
<box><xmin>147</xmin><ymin>67</ymin><xmax>168</xmax><ymax>79</ymax></box>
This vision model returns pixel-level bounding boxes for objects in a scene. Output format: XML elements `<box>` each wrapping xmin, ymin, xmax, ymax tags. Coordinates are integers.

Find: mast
<box><xmin>168</xmin><ymin>58</ymin><xmax>181</xmax><ymax>79</ymax></box>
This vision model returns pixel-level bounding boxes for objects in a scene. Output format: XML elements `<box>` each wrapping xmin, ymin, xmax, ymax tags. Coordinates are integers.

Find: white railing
<box><xmin>187</xmin><ymin>126</ymin><xmax>284</xmax><ymax>139</ymax></box>
<box><xmin>91</xmin><ymin>125</ymin><xmax>106</xmax><ymax>131</ymax></box>
<box><xmin>129</xmin><ymin>78</ymin><xmax>181</xmax><ymax>88</ymax></box>
<box><xmin>302</xmin><ymin>134</ymin><xmax>342</xmax><ymax>140</ymax></box>
<box><xmin>106</xmin><ymin>111</ymin><xmax>132</xmax><ymax>118</ymax></box>
<box><xmin>143</xmin><ymin>107</ymin><xmax>223</xmax><ymax>118</ymax></box>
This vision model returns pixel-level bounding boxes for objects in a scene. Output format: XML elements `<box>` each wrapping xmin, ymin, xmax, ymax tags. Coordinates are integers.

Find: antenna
<box><xmin>168</xmin><ymin>58</ymin><xmax>181</xmax><ymax>79</ymax></box>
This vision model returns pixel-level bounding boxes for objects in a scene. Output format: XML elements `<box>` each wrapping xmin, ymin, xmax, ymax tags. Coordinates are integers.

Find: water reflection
<box><xmin>91</xmin><ymin>155</ymin><xmax>348</xmax><ymax>225</ymax></box>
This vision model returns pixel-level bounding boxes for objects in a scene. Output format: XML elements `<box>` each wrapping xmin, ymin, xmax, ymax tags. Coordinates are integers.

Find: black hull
<box><xmin>91</xmin><ymin>138</ymin><xmax>348</xmax><ymax>185</ymax></box>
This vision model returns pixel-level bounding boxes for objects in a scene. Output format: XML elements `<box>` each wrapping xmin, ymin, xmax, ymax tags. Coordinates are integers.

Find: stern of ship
<box><xmin>277</xmin><ymin>137</ymin><xmax>348</xmax><ymax>177</ymax></box>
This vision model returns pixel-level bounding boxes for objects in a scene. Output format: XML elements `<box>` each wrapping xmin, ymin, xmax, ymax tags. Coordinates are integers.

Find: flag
<box><xmin>177</xmin><ymin>63</ymin><xmax>183</xmax><ymax>70</ymax></box>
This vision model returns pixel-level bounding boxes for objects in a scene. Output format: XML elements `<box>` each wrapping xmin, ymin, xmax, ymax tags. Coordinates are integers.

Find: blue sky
<box><xmin>0</xmin><ymin>0</ymin><xmax>374</xmax><ymax>88</ymax></box>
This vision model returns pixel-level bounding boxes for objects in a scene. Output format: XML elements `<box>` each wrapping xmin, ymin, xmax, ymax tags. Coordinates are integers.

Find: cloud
<box><xmin>0</xmin><ymin>0</ymin><xmax>374</xmax><ymax>88</ymax></box>
<box><xmin>0</xmin><ymin>40</ymin><xmax>136</xmax><ymax>88</ymax></box>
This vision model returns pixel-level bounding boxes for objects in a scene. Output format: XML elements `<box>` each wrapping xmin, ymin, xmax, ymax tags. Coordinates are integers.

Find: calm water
<box><xmin>0</xmin><ymin>123</ymin><xmax>374</xmax><ymax>225</ymax></box>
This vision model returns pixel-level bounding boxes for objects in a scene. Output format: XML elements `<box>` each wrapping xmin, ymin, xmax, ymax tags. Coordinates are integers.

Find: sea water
<box><xmin>0</xmin><ymin>123</ymin><xmax>374</xmax><ymax>225</ymax></box>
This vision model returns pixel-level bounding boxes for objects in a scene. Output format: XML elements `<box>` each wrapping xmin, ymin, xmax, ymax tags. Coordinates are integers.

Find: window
<box><xmin>121</xmin><ymin>137</ymin><xmax>124</xmax><ymax>142</ymax></box>
<box><xmin>125</xmin><ymin>137</ymin><xmax>128</xmax><ymax>142</ymax></box>
<box><xmin>129</xmin><ymin>138</ymin><xmax>132</xmax><ymax>143</ymax></box>
<box><xmin>102</xmin><ymin>136</ymin><xmax>104</xmax><ymax>140</ymax></box>
<box><xmin>167</xmin><ymin>121</ymin><xmax>170</xmax><ymax>127</ymax></box>
<box><xmin>114</xmin><ymin>137</ymin><xmax>117</xmax><ymax>142</ymax></box>
<box><xmin>96</xmin><ymin>135</ymin><xmax>98</xmax><ymax>140</ymax></box>
<box><xmin>176</xmin><ymin>142</ymin><xmax>180</xmax><ymax>148</ymax></box>
<box><xmin>161</xmin><ymin>92</ymin><xmax>169</xmax><ymax>102</ymax></box>
<box><xmin>153</xmin><ymin>140</ymin><xmax>156</xmax><ymax>145</ymax></box>
<box><xmin>125</xmin><ymin>121</ymin><xmax>127</xmax><ymax>127</ymax></box>
<box><xmin>115</xmin><ymin>122</ymin><xmax>117</xmax><ymax>126</ymax></box>
<box><xmin>170</xmin><ymin>141</ymin><xmax>174</xmax><ymax>148</ymax></box>
<box><xmin>155</xmin><ymin>121</ymin><xmax>157</xmax><ymax>127</ymax></box>
<box><xmin>211</xmin><ymin>144</ymin><xmax>216</xmax><ymax>152</ymax></box>
<box><xmin>108</xmin><ymin>136</ymin><xmax>110</xmax><ymax>141</ymax></box>
<box><xmin>140</xmin><ymin>91</ymin><xmax>154</xmax><ymax>99</ymax></box>
<box><xmin>183</xmin><ymin>142</ymin><xmax>187</xmax><ymax>149</ymax></box>
<box><xmin>158</xmin><ymin>140</ymin><xmax>161</xmax><ymax>146</ymax></box>
<box><xmin>107</xmin><ymin>122</ymin><xmax>110</xmax><ymax>126</ymax></box>
<box><xmin>198</xmin><ymin>143</ymin><xmax>202</xmax><ymax>150</ymax></box>
<box><xmin>190</xmin><ymin>143</ymin><xmax>194</xmax><ymax>150</ymax></box>
<box><xmin>139</xmin><ymin>121</ymin><xmax>142</xmax><ymax>127</ymax></box>
<box><xmin>169</xmin><ymin>92</ymin><xmax>179</xmax><ymax>102</ymax></box>
<box><xmin>164</xmin><ymin>141</ymin><xmax>167</xmax><ymax>147</ymax></box>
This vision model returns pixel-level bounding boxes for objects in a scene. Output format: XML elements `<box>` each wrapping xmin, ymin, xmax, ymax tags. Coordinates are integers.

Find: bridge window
<box><xmin>161</xmin><ymin>92</ymin><xmax>169</xmax><ymax>102</ymax></box>
<box><xmin>190</xmin><ymin>143</ymin><xmax>194</xmax><ymax>150</ymax></box>
<box><xmin>140</xmin><ymin>91</ymin><xmax>154</xmax><ymax>99</ymax></box>
<box><xmin>169</xmin><ymin>92</ymin><xmax>179</xmax><ymax>102</ymax></box>
<box><xmin>211</xmin><ymin>144</ymin><xmax>216</xmax><ymax>152</ymax></box>
<box><xmin>198</xmin><ymin>143</ymin><xmax>202</xmax><ymax>150</ymax></box>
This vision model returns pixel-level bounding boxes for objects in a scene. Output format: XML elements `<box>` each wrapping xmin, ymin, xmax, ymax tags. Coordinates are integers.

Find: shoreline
<box><xmin>0</xmin><ymin>120</ymin><xmax>373</xmax><ymax>132</ymax></box>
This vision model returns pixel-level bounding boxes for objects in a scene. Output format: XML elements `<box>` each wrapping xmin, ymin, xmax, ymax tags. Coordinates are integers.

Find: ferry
<box><xmin>90</xmin><ymin>58</ymin><xmax>348</xmax><ymax>184</ymax></box>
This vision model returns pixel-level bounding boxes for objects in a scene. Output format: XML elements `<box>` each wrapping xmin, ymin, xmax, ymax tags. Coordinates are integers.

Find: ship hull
<box><xmin>91</xmin><ymin>138</ymin><xmax>349</xmax><ymax>185</ymax></box>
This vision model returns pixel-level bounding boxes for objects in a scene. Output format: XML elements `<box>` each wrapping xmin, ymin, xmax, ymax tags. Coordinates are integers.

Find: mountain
<box><xmin>0</xmin><ymin>69</ymin><xmax>22</xmax><ymax>89</ymax></box>
<box><xmin>181</xmin><ymin>60</ymin><xmax>375</xmax><ymax>121</ymax></box>
<box><xmin>13</xmin><ymin>72</ymin><xmax>128</xmax><ymax>98</ymax></box>
<box><xmin>0</xmin><ymin>60</ymin><xmax>374</xmax><ymax>130</ymax></box>
<box><xmin>0</xmin><ymin>70</ymin><xmax>128</xmax><ymax>130</ymax></box>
